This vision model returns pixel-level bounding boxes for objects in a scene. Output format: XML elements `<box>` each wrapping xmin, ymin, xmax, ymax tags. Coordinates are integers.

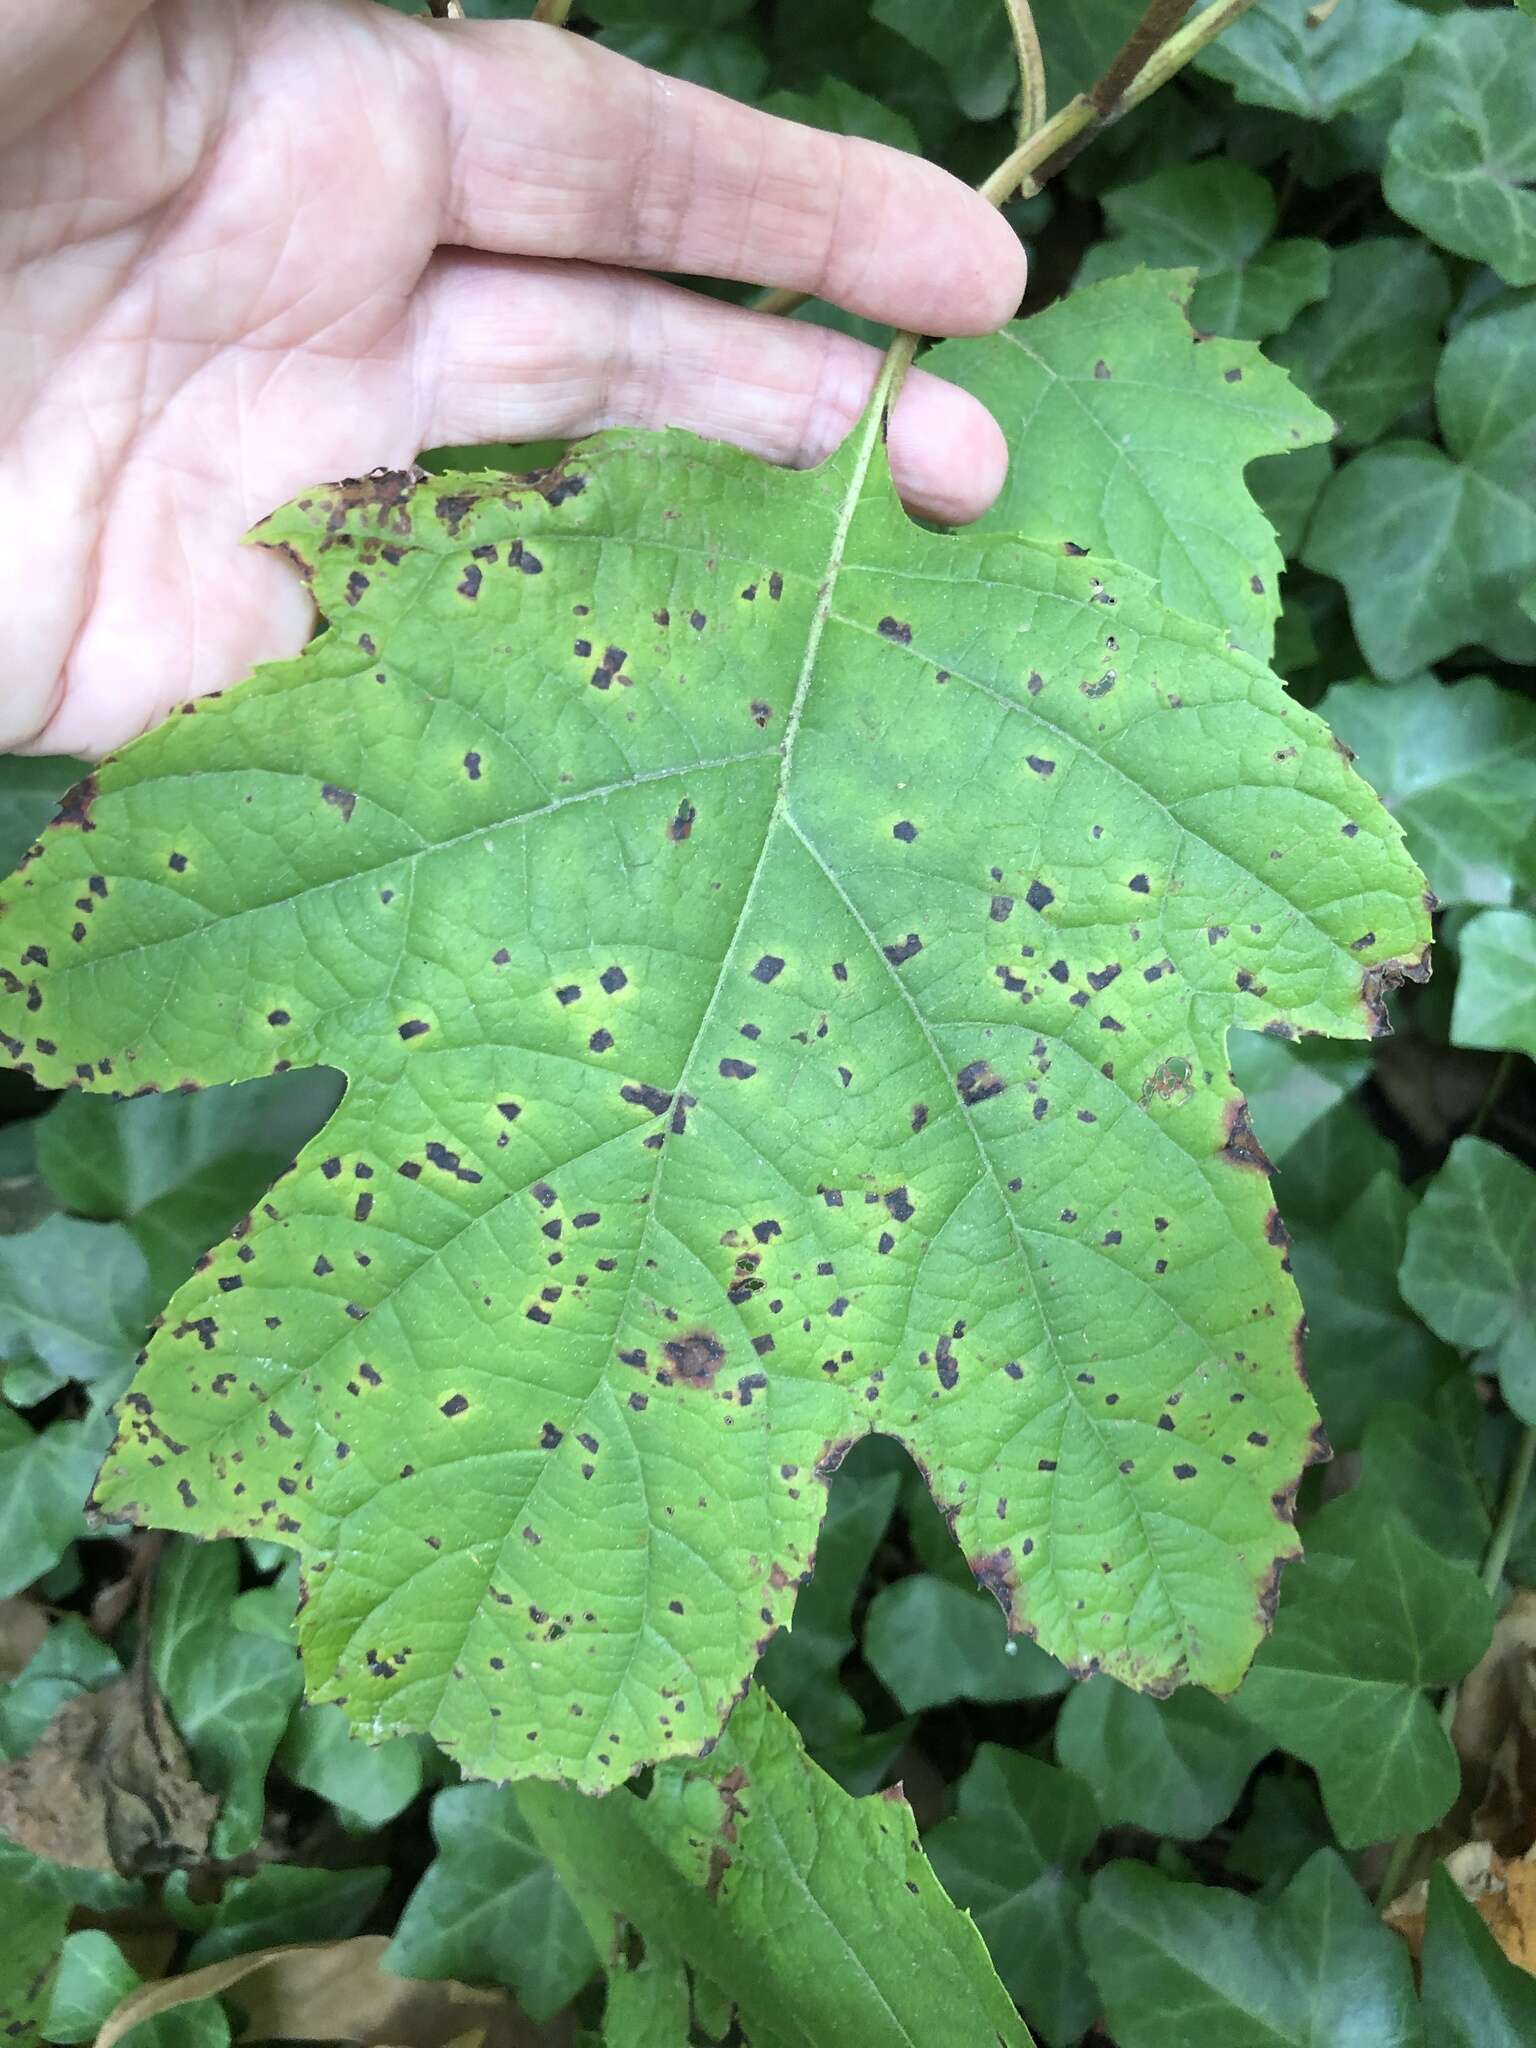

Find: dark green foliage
<box><xmin>4</xmin><ymin>2</ymin><xmax>1536</xmax><ymax>2043</ymax></box>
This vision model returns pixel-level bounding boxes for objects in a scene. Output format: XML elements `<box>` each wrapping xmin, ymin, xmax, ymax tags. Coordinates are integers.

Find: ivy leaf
<box><xmin>1266</xmin><ymin>239</ymin><xmax>1451</xmax><ymax>448</ymax></box>
<box><xmin>583</xmin><ymin>0</ymin><xmax>752</xmax><ymax>27</ymax></box>
<box><xmin>868</xmin><ymin>0</ymin><xmax>1015</xmax><ymax>121</ymax></box>
<box><xmin>1275</xmin><ymin>1104</ymin><xmax>1454</xmax><ymax>1451</ymax></box>
<box><xmin>1078</xmin><ymin>163</ymin><xmax>1330</xmax><ymax>341</ymax></box>
<box><xmin>1321</xmin><ymin>674</ymin><xmax>1536</xmax><ymax>909</ymax></box>
<box><xmin>594</xmin><ymin>26</ymin><xmax>768</xmax><ymax>99</ymax></box>
<box><xmin>1304</xmin><ymin>291</ymin><xmax>1536</xmax><ymax>676</ymax></box>
<box><xmin>1384</xmin><ymin>9</ymin><xmax>1536</xmax><ymax>286</ymax></box>
<box><xmin>276</xmin><ymin>1703</ymin><xmax>426</xmax><ymax>1833</ymax></box>
<box><xmin>761</xmin><ymin>78</ymin><xmax>918</xmax><ymax>154</ymax></box>
<box><xmin>35</xmin><ymin>1075</ymin><xmax>338</xmax><ymax>1302</ymax></box>
<box><xmin>6</xmin><ymin>406</ymin><xmax>1428</xmax><ymax>1791</ymax></box>
<box><xmin>1081</xmin><ymin>1849</ymin><xmax>1423</xmax><ymax>2047</ymax></box>
<box><xmin>757</xmin><ymin>1453</ymin><xmax>900</xmax><ymax>1751</ymax></box>
<box><xmin>0</xmin><ymin>1616</ymin><xmax>119</xmax><ymax>1759</ymax></box>
<box><xmin>1452</xmin><ymin>911</ymin><xmax>1536</xmax><ymax>1062</ymax></box>
<box><xmin>385</xmin><ymin>1784</ymin><xmax>595</xmax><ymax>2022</ymax></box>
<box><xmin>1054</xmin><ymin>1677</ymin><xmax>1266</xmax><ymax>1840</ymax></box>
<box><xmin>927</xmin><ymin>270</ymin><xmax>1333</xmax><ymax>656</ymax></box>
<box><xmin>150</xmin><ymin>1543</ymin><xmax>302</xmax><ymax>1858</ymax></box>
<box><xmin>1194</xmin><ymin>0</ymin><xmax>1425</xmax><ymax>123</ymax></box>
<box><xmin>1246</xmin><ymin>443</ymin><xmax>1332</xmax><ymax>562</ymax></box>
<box><xmin>0</xmin><ymin>1215</ymin><xmax>151</xmax><ymax>1406</ymax></box>
<box><xmin>0</xmin><ymin>1408</ymin><xmax>113</xmax><ymax>1601</ymax></box>
<box><xmin>167</xmin><ymin>1863</ymin><xmax>388</xmax><ymax>1970</ymax></box>
<box><xmin>521</xmin><ymin>1687</ymin><xmax>1029</xmax><ymax>2046</ymax></box>
<box><xmin>863</xmin><ymin>1573</ymin><xmax>1067</xmax><ymax>1712</ymax></box>
<box><xmin>40</xmin><ymin>1932</ymin><xmax>140</xmax><ymax>2046</ymax></box>
<box><xmin>1228</xmin><ymin>1032</ymin><xmax>1369</xmax><ymax>1164</ymax></box>
<box><xmin>1231</xmin><ymin>1505</ymin><xmax>1494</xmax><ymax>1847</ymax></box>
<box><xmin>0</xmin><ymin>1869</ymin><xmax>67</xmax><ymax>2048</ymax></box>
<box><xmin>925</xmin><ymin>1746</ymin><xmax>1100</xmax><ymax>2048</ymax></box>
<box><xmin>1225</xmin><ymin>1774</ymin><xmax>1333</xmax><ymax>1892</ymax></box>
<box><xmin>1421</xmin><ymin>1863</ymin><xmax>1536</xmax><ymax>2046</ymax></box>
<box><xmin>1399</xmin><ymin>1138</ymin><xmax>1536</xmax><ymax>1423</ymax></box>
<box><xmin>1033</xmin><ymin>0</ymin><xmax>1149</xmax><ymax>102</ymax></box>
<box><xmin>0</xmin><ymin>757</ymin><xmax>86</xmax><ymax>876</ymax></box>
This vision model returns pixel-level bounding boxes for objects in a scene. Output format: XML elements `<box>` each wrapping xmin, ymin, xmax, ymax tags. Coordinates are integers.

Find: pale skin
<box><xmin>0</xmin><ymin>0</ymin><xmax>1027</xmax><ymax>760</ymax></box>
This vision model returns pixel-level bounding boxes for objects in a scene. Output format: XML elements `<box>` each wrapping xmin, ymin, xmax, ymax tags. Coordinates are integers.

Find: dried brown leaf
<box><xmin>0</xmin><ymin>1595</ymin><xmax>48</xmax><ymax>1680</ymax></box>
<box><xmin>1452</xmin><ymin>1587</ymin><xmax>1536</xmax><ymax>1856</ymax></box>
<box><xmin>93</xmin><ymin>1938</ymin><xmax>543</xmax><ymax>2048</ymax></box>
<box><xmin>0</xmin><ymin>1668</ymin><xmax>216</xmax><ymax>1874</ymax></box>
<box><xmin>1384</xmin><ymin>1839</ymin><xmax>1536</xmax><ymax>1971</ymax></box>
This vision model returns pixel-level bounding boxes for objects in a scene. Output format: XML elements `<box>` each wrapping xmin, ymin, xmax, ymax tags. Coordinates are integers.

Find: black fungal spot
<box><xmin>622</xmin><ymin>1083</ymin><xmax>673</xmax><ymax>1115</ymax></box>
<box><xmin>1128</xmin><ymin>873</ymin><xmax>1150</xmax><ymax>894</ymax></box>
<box><xmin>1026</xmin><ymin>880</ymin><xmax>1054</xmax><ymax>912</ymax></box>
<box><xmin>877</xmin><ymin>617</ymin><xmax>912</xmax><ymax>644</ymax></box>
<box><xmin>884</xmin><ymin>933</ymin><xmax>923</xmax><ymax>967</ymax></box>
<box><xmin>956</xmin><ymin>1060</ymin><xmax>1005</xmax><ymax>1105</ymax></box>
<box><xmin>397</xmin><ymin>1019</ymin><xmax>430</xmax><ymax>1041</ymax></box>
<box><xmin>893</xmin><ymin>820</ymin><xmax>918</xmax><ymax>843</ymax></box>
<box><xmin>1026</xmin><ymin>755</ymin><xmax>1055</xmax><ymax>777</ymax></box>
<box><xmin>600</xmin><ymin>965</ymin><xmax>628</xmax><ymax>994</ymax></box>
<box><xmin>752</xmin><ymin>955</ymin><xmax>784</xmax><ymax>984</ymax></box>
<box><xmin>668</xmin><ymin>801</ymin><xmax>696</xmax><ymax>843</ymax></box>
<box><xmin>663</xmin><ymin>1331</ymin><xmax>725</xmax><ymax>1389</ymax></box>
<box><xmin>719</xmin><ymin>1058</ymin><xmax>756</xmax><ymax>1080</ymax></box>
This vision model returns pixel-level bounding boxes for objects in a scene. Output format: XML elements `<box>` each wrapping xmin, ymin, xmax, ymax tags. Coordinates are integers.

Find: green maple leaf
<box><xmin>521</xmin><ymin>1686</ymin><xmax>1029</xmax><ymax>2045</ymax></box>
<box><xmin>925</xmin><ymin>270</ymin><xmax>1333</xmax><ymax>658</ymax></box>
<box><xmin>1383</xmin><ymin>8</ymin><xmax>1536</xmax><ymax>287</ymax></box>
<box><xmin>1304</xmin><ymin>290</ymin><xmax>1536</xmax><ymax>677</ymax></box>
<box><xmin>1</xmin><ymin>393</ymin><xmax>1427</xmax><ymax>1791</ymax></box>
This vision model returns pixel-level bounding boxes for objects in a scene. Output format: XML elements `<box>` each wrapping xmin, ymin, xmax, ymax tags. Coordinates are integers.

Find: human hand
<box><xmin>0</xmin><ymin>1</ymin><xmax>1025</xmax><ymax>758</ymax></box>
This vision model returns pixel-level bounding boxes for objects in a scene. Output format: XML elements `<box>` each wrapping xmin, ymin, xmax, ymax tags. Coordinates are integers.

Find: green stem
<box><xmin>1469</xmin><ymin>1049</ymin><xmax>1516</xmax><ymax>1140</ymax></box>
<box><xmin>981</xmin><ymin>0</ymin><xmax>1254</xmax><ymax>203</ymax></box>
<box><xmin>1004</xmin><ymin>0</ymin><xmax>1047</xmax><ymax>146</ymax></box>
<box><xmin>1373</xmin><ymin>1423</ymin><xmax>1536</xmax><ymax>1909</ymax></box>
<box><xmin>531</xmin><ymin>0</ymin><xmax>574</xmax><ymax>23</ymax></box>
<box><xmin>760</xmin><ymin>0</ymin><xmax>1257</xmax><ymax>313</ymax></box>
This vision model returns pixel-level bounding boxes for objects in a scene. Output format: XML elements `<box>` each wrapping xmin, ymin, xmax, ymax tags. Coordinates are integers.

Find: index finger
<box><xmin>413</xmin><ymin>18</ymin><xmax>1028</xmax><ymax>337</ymax></box>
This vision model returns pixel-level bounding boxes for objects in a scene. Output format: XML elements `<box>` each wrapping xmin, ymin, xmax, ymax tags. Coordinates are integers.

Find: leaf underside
<box><xmin>0</xmin><ymin>401</ymin><xmax>1429</xmax><ymax>1790</ymax></box>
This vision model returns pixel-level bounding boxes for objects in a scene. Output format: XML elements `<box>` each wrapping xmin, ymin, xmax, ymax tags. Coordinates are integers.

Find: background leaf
<box><xmin>1399</xmin><ymin>1137</ymin><xmax>1536</xmax><ymax>1422</ymax></box>
<box><xmin>1081</xmin><ymin>1850</ymin><xmax>1424</xmax><ymax>2047</ymax></box>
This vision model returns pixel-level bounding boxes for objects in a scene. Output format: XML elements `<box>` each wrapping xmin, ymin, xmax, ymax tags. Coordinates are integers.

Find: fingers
<box><xmin>412</xmin><ymin>253</ymin><xmax>1010</xmax><ymax>527</ymax></box>
<box><xmin>410</xmin><ymin>18</ymin><xmax>1027</xmax><ymax>337</ymax></box>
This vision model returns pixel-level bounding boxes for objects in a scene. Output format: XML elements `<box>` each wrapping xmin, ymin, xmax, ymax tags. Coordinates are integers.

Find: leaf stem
<box><xmin>1004</xmin><ymin>0</ymin><xmax>1047</xmax><ymax>145</ymax></box>
<box><xmin>532</xmin><ymin>0</ymin><xmax>574</xmax><ymax>23</ymax></box>
<box><xmin>983</xmin><ymin>0</ymin><xmax>1254</xmax><ymax>202</ymax></box>
<box><xmin>1468</xmin><ymin>1048</ymin><xmax>1516</xmax><ymax>1139</ymax></box>
<box><xmin>1373</xmin><ymin>1422</ymin><xmax>1536</xmax><ymax>1910</ymax></box>
<box><xmin>759</xmin><ymin>0</ymin><xmax>1257</xmax><ymax>315</ymax></box>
